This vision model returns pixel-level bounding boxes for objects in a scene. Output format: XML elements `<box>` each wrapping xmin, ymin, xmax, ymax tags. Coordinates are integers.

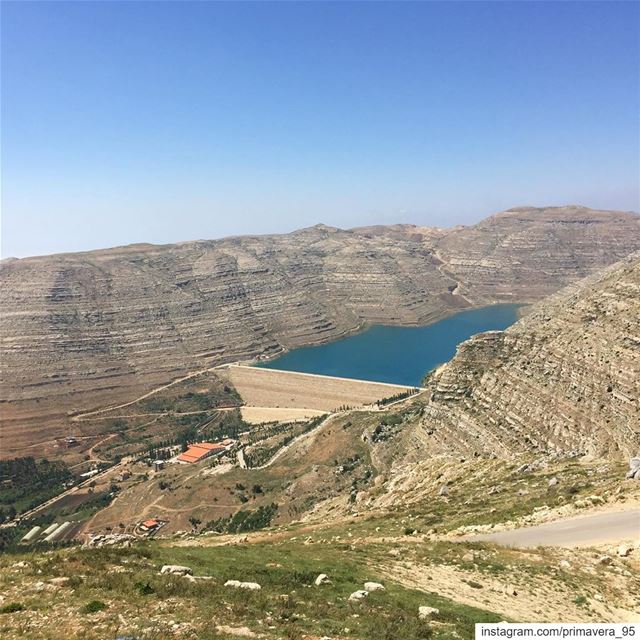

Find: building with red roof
<box><xmin>177</xmin><ymin>442</ymin><xmax>227</xmax><ymax>464</ymax></box>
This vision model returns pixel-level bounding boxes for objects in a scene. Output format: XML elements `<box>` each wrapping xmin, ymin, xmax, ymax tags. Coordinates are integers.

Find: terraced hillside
<box><xmin>409</xmin><ymin>252</ymin><xmax>640</xmax><ymax>460</ymax></box>
<box><xmin>1</xmin><ymin>205</ymin><xmax>639</xmax><ymax>455</ymax></box>
<box><xmin>75</xmin><ymin>254</ymin><xmax>640</xmax><ymax>538</ymax></box>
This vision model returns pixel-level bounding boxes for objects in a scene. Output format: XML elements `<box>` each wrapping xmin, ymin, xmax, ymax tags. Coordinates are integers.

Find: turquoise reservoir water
<box><xmin>257</xmin><ymin>304</ymin><xmax>523</xmax><ymax>387</ymax></box>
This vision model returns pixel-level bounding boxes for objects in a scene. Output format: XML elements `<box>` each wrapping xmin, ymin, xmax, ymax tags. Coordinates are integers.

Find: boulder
<box><xmin>224</xmin><ymin>580</ymin><xmax>261</xmax><ymax>590</ymax></box>
<box><xmin>503</xmin><ymin>584</ymin><xmax>518</xmax><ymax>596</ymax></box>
<box><xmin>630</xmin><ymin>457</ymin><xmax>640</xmax><ymax>470</ymax></box>
<box><xmin>48</xmin><ymin>577</ymin><xmax>71</xmax><ymax>587</ymax></box>
<box><xmin>548</xmin><ymin>477</ymin><xmax>558</xmax><ymax>487</ymax></box>
<box><xmin>160</xmin><ymin>565</ymin><xmax>193</xmax><ymax>576</ymax></box>
<box><xmin>597</xmin><ymin>555</ymin><xmax>612</xmax><ymax>566</ymax></box>
<box><xmin>84</xmin><ymin>533</ymin><xmax>136</xmax><ymax>549</ymax></box>
<box><xmin>348</xmin><ymin>590</ymin><xmax>369</xmax><ymax>602</ymax></box>
<box><xmin>438</xmin><ymin>484</ymin><xmax>449</xmax><ymax>497</ymax></box>
<box><xmin>617</xmin><ymin>545</ymin><xmax>632</xmax><ymax>557</ymax></box>
<box><xmin>225</xmin><ymin>580</ymin><xmax>242</xmax><ymax>588</ymax></box>
<box><xmin>314</xmin><ymin>573</ymin><xmax>331</xmax><ymax>586</ymax></box>
<box><xmin>364</xmin><ymin>581</ymin><xmax>385</xmax><ymax>592</ymax></box>
<box><xmin>418</xmin><ymin>606</ymin><xmax>440</xmax><ymax>619</ymax></box>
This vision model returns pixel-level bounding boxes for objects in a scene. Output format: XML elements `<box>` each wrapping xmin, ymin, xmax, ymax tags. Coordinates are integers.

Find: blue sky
<box><xmin>2</xmin><ymin>1</ymin><xmax>638</xmax><ymax>257</ymax></box>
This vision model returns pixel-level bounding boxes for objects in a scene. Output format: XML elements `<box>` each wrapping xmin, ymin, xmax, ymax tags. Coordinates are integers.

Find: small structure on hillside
<box><xmin>43</xmin><ymin>521</ymin><xmax>71</xmax><ymax>542</ymax></box>
<box><xmin>177</xmin><ymin>441</ymin><xmax>233</xmax><ymax>464</ymax></box>
<box><xmin>140</xmin><ymin>519</ymin><xmax>161</xmax><ymax>532</ymax></box>
<box><xmin>21</xmin><ymin>525</ymin><xmax>42</xmax><ymax>543</ymax></box>
<box><xmin>135</xmin><ymin>518</ymin><xmax>167</xmax><ymax>537</ymax></box>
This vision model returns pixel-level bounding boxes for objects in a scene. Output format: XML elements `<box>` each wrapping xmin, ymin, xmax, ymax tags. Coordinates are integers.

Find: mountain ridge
<box><xmin>405</xmin><ymin>251</ymin><xmax>640</xmax><ymax>460</ymax></box>
<box><xmin>1</xmin><ymin>205</ymin><xmax>639</xmax><ymax>457</ymax></box>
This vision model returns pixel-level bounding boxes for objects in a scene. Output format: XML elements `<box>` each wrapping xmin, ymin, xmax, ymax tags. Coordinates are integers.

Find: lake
<box><xmin>257</xmin><ymin>304</ymin><xmax>523</xmax><ymax>386</ymax></box>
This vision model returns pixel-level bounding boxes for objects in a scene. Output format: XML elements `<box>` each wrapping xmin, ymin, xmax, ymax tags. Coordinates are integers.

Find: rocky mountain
<box><xmin>82</xmin><ymin>255</ymin><xmax>640</xmax><ymax>537</ymax></box>
<box><xmin>1</xmin><ymin>205</ymin><xmax>639</xmax><ymax>456</ymax></box>
<box><xmin>409</xmin><ymin>251</ymin><xmax>640</xmax><ymax>460</ymax></box>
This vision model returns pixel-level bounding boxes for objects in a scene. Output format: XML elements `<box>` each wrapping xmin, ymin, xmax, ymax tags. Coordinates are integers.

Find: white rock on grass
<box><xmin>183</xmin><ymin>574</ymin><xmax>215</xmax><ymax>583</ymax></box>
<box><xmin>225</xmin><ymin>580</ymin><xmax>261</xmax><ymax>590</ymax></box>
<box><xmin>348</xmin><ymin>590</ymin><xmax>369</xmax><ymax>602</ymax></box>
<box><xmin>617</xmin><ymin>545</ymin><xmax>632</xmax><ymax>557</ymax></box>
<box><xmin>363</xmin><ymin>581</ymin><xmax>385</xmax><ymax>592</ymax></box>
<box><xmin>48</xmin><ymin>577</ymin><xmax>71</xmax><ymax>587</ymax></box>
<box><xmin>160</xmin><ymin>565</ymin><xmax>193</xmax><ymax>576</ymax></box>
<box><xmin>418</xmin><ymin>606</ymin><xmax>440</xmax><ymax>619</ymax></box>
<box><xmin>314</xmin><ymin>573</ymin><xmax>331</xmax><ymax>586</ymax></box>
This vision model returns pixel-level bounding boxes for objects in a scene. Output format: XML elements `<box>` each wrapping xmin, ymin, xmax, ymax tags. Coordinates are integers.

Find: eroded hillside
<box><xmin>3</xmin><ymin>255</ymin><xmax>639</xmax><ymax>637</ymax></box>
<box><xmin>408</xmin><ymin>252</ymin><xmax>640</xmax><ymax>460</ymax></box>
<box><xmin>1</xmin><ymin>205</ymin><xmax>639</xmax><ymax>456</ymax></box>
<box><xmin>80</xmin><ymin>253</ymin><xmax>640</xmax><ymax>535</ymax></box>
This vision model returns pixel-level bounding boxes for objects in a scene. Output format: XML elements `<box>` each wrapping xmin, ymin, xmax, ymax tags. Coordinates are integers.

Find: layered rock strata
<box><xmin>412</xmin><ymin>252</ymin><xmax>640</xmax><ymax>458</ymax></box>
<box><xmin>1</xmin><ymin>206</ymin><xmax>639</xmax><ymax>455</ymax></box>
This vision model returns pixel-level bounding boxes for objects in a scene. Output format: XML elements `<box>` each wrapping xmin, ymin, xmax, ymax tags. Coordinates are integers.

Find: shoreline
<box><xmin>248</xmin><ymin>301</ymin><xmax>529</xmax><ymax>384</ymax></box>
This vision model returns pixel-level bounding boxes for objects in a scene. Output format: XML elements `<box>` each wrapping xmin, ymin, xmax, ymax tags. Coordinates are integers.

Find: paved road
<box><xmin>466</xmin><ymin>509</ymin><xmax>640</xmax><ymax>548</ymax></box>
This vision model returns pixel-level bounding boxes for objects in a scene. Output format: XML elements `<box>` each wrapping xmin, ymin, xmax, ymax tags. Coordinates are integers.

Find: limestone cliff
<box><xmin>412</xmin><ymin>252</ymin><xmax>640</xmax><ymax>459</ymax></box>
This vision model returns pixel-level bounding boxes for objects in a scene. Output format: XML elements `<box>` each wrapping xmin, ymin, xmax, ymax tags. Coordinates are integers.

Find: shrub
<box><xmin>79</xmin><ymin>600</ymin><xmax>107</xmax><ymax>614</ymax></box>
<box><xmin>0</xmin><ymin>602</ymin><xmax>24</xmax><ymax>614</ymax></box>
<box><xmin>206</xmin><ymin>503</ymin><xmax>278</xmax><ymax>533</ymax></box>
<box><xmin>135</xmin><ymin>581</ymin><xmax>155</xmax><ymax>596</ymax></box>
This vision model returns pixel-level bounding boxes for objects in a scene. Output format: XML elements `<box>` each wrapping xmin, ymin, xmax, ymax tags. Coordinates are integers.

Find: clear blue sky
<box><xmin>2</xmin><ymin>1</ymin><xmax>638</xmax><ymax>257</ymax></box>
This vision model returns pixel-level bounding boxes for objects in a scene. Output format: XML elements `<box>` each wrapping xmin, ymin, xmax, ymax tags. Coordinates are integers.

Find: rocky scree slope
<box><xmin>1</xmin><ymin>205</ymin><xmax>639</xmax><ymax>455</ymax></box>
<box><xmin>410</xmin><ymin>252</ymin><xmax>640</xmax><ymax>459</ymax></box>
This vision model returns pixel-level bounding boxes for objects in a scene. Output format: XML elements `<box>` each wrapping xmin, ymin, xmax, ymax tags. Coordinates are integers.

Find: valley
<box><xmin>1</xmin><ymin>208</ymin><xmax>639</xmax><ymax>637</ymax></box>
<box><xmin>2</xmin><ymin>205</ymin><xmax>639</xmax><ymax>457</ymax></box>
<box><xmin>3</xmin><ymin>0</ymin><xmax>640</xmax><ymax>634</ymax></box>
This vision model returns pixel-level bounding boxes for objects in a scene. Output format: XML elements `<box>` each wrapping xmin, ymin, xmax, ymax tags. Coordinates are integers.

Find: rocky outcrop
<box><xmin>160</xmin><ymin>565</ymin><xmax>193</xmax><ymax>576</ymax></box>
<box><xmin>413</xmin><ymin>252</ymin><xmax>640</xmax><ymax>458</ymax></box>
<box><xmin>1</xmin><ymin>206</ymin><xmax>638</xmax><ymax>456</ymax></box>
